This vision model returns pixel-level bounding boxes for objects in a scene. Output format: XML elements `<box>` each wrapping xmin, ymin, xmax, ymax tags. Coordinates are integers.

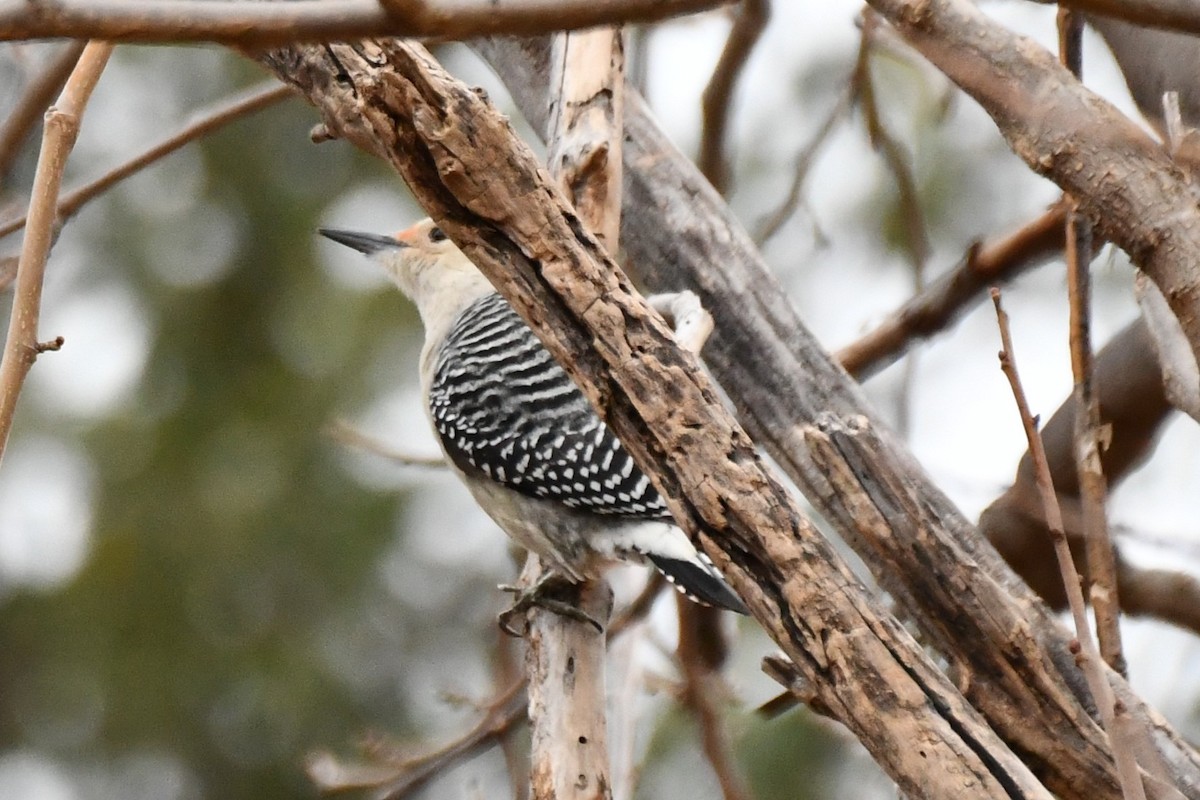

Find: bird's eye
<box><xmin>429</xmin><ymin>226</ymin><xmax>447</xmax><ymax>243</ymax></box>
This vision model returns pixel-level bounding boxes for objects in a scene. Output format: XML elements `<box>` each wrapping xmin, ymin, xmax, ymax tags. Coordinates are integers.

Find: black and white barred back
<box><xmin>429</xmin><ymin>292</ymin><xmax>670</xmax><ymax>519</ymax></box>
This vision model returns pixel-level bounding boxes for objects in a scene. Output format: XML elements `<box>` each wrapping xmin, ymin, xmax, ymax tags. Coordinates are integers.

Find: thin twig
<box><xmin>307</xmin><ymin>678</ymin><xmax>528</xmax><ymax>799</ymax></box>
<box><xmin>1067</xmin><ymin>202</ymin><xmax>1127</xmax><ymax>674</ymax></box>
<box><xmin>837</xmin><ymin>201</ymin><xmax>1067</xmax><ymax>378</ymax></box>
<box><xmin>677</xmin><ymin>601</ymin><xmax>750</xmax><ymax>800</ymax></box>
<box><xmin>754</xmin><ymin>80</ymin><xmax>854</xmax><ymax>246</ymax></box>
<box><xmin>696</xmin><ymin>0</ymin><xmax>769</xmax><ymax>194</ymax></box>
<box><xmin>0</xmin><ymin>81</ymin><xmax>293</xmax><ymax>240</ymax></box>
<box><xmin>376</xmin><ymin>679</ymin><xmax>527</xmax><ymax>800</ymax></box>
<box><xmin>990</xmin><ymin>288</ymin><xmax>1148</xmax><ymax>800</ymax></box>
<box><xmin>0</xmin><ymin>41</ymin><xmax>86</xmax><ymax>180</ymax></box>
<box><xmin>326</xmin><ymin>418</ymin><xmax>445</xmax><ymax>468</ymax></box>
<box><xmin>759</xmin><ymin>655</ymin><xmax>835</xmax><ymax>720</ymax></box>
<box><xmin>671</xmin><ymin>53</ymin><xmax>754</xmax><ymax>786</ymax></box>
<box><xmin>855</xmin><ymin>14</ymin><xmax>927</xmax><ymax>434</ymax></box>
<box><xmin>688</xmin><ymin>12</ymin><xmax>757</xmax><ymax>788</ymax></box>
<box><xmin>0</xmin><ymin>40</ymin><xmax>113</xmax><ymax>468</ymax></box>
<box><xmin>0</xmin><ymin>0</ymin><xmax>732</xmax><ymax>46</ymax></box>
<box><xmin>1058</xmin><ymin>5</ymin><xmax>1127</xmax><ymax>679</ymax></box>
<box><xmin>856</xmin><ymin>12</ymin><xmax>929</xmax><ymax>272</ymax></box>
<box><xmin>487</xmin><ymin>628</ymin><xmax>529</xmax><ymax>800</ymax></box>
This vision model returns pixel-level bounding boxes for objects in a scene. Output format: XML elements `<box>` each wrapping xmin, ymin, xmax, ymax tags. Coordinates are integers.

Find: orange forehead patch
<box><xmin>394</xmin><ymin>223</ymin><xmax>424</xmax><ymax>244</ymax></box>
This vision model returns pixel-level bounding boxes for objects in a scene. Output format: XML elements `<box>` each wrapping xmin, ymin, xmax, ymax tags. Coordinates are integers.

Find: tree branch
<box><xmin>991</xmin><ymin>288</ymin><xmax>1149</xmax><ymax>800</ymax></box>
<box><xmin>856</xmin><ymin>11</ymin><xmax>929</xmax><ymax>274</ymax></box>
<box><xmin>326</xmin><ymin>418</ymin><xmax>446</xmax><ymax>468</ymax></box>
<box><xmin>0</xmin><ymin>0</ymin><xmax>731</xmax><ymax>46</ymax></box>
<box><xmin>866</xmin><ymin>0</ymin><xmax>1200</xmax><ymax>378</ymax></box>
<box><xmin>977</xmin><ymin>319</ymin><xmax>1196</xmax><ymax>628</ymax></box>
<box><xmin>837</xmin><ymin>200</ymin><xmax>1067</xmax><ymax>379</ymax></box>
<box><xmin>308</xmin><ymin>679</ymin><xmax>528</xmax><ymax>799</ymax></box>
<box><xmin>307</xmin><ymin>572</ymin><xmax>664</xmax><ymax>798</ymax></box>
<box><xmin>1057</xmin><ymin>4</ymin><xmax>1128</xmax><ymax>679</ymax></box>
<box><xmin>696</xmin><ymin>0</ymin><xmax>769</xmax><ymax>194</ymax></box>
<box><xmin>0</xmin><ymin>80</ymin><xmax>293</xmax><ymax>240</ymax></box>
<box><xmin>522</xmin><ymin>26</ymin><xmax>624</xmax><ymax>800</ymax></box>
<box><xmin>0</xmin><ymin>41</ymin><xmax>112</xmax><ymax>467</ymax></box>
<box><xmin>0</xmin><ymin>41</ymin><xmax>86</xmax><ymax>180</ymax></box>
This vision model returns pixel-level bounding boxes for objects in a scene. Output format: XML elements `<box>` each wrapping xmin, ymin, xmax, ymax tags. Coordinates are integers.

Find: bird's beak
<box><xmin>319</xmin><ymin>228</ymin><xmax>408</xmax><ymax>254</ymax></box>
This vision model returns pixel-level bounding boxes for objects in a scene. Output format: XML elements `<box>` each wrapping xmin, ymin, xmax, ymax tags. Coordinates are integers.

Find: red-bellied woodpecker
<box><xmin>321</xmin><ymin>219</ymin><xmax>746</xmax><ymax>617</ymax></box>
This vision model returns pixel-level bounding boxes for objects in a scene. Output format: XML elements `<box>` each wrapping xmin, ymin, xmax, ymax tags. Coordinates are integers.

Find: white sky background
<box><xmin>2</xmin><ymin>1</ymin><xmax>1200</xmax><ymax>797</ymax></box>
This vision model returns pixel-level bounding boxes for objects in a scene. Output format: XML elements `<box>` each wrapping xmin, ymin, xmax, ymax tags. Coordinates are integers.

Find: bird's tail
<box><xmin>646</xmin><ymin>552</ymin><xmax>748</xmax><ymax>615</ymax></box>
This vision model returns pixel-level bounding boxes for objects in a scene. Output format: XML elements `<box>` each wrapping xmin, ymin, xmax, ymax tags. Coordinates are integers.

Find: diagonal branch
<box><xmin>0</xmin><ymin>80</ymin><xmax>293</xmax><ymax>240</ymax></box>
<box><xmin>991</xmin><ymin>288</ymin><xmax>1149</xmax><ymax>800</ymax></box>
<box><xmin>866</xmin><ymin>0</ymin><xmax>1200</xmax><ymax>378</ymax></box>
<box><xmin>838</xmin><ymin>200</ymin><xmax>1067</xmax><ymax>378</ymax></box>
<box><xmin>0</xmin><ymin>41</ymin><xmax>87</xmax><ymax>180</ymax></box>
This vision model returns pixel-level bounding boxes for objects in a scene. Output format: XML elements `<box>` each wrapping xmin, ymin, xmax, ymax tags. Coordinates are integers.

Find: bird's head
<box><xmin>320</xmin><ymin>218</ymin><xmax>492</xmax><ymax>326</ymax></box>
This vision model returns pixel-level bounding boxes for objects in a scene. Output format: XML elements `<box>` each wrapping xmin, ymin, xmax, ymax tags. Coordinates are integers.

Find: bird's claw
<box><xmin>497</xmin><ymin>579</ymin><xmax>605</xmax><ymax>637</ymax></box>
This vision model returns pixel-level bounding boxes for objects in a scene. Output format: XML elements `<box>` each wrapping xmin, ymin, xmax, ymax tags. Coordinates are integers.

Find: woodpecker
<box><xmin>321</xmin><ymin>219</ymin><xmax>746</xmax><ymax>616</ymax></box>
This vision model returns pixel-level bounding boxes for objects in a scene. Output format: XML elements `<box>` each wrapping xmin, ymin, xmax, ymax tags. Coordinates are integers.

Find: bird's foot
<box><xmin>497</xmin><ymin>574</ymin><xmax>605</xmax><ymax>637</ymax></box>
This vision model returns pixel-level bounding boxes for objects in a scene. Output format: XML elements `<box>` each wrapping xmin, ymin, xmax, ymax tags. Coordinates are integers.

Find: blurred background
<box><xmin>1</xmin><ymin>2</ymin><xmax>1198</xmax><ymax>799</ymax></box>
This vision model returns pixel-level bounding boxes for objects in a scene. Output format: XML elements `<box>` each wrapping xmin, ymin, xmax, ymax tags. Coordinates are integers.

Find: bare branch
<box><xmin>856</xmin><ymin>11</ymin><xmax>929</xmax><ymax>272</ymax></box>
<box><xmin>1057</xmin><ymin>3</ymin><xmax>1128</xmax><ymax>679</ymax></box>
<box><xmin>978</xmin><ymin>320</ymin><xmax>1183</xmax><ymax>619</ymax></box>
<box><xmin>867</xmin><ymin>0</ymin><xmax>1200</xmax><ymax>379</ymax></box>
<box><xmin>0</xmin><ymin>41</ymin><xmax>112</xmax><ymax>468</ymax></box>
<box><xmin>326</xmin><ymin>418</ymin><xmax>446</xmax><ymax>468</ymax></box>
<box><xmin>524</xmin><ymin>575</ymin><xmax>613</xmax><ymax>800</ymax></box>
<box><xmin>309</xmin><ymin>679</ymin><xmax>528</xmax><ymax>799</ymax></box>
<box><xmin>696</xmin><ymin>0</ymin><xmax>769</xmax><ymax>193</ymax></box>
<box><xmin>837</xmin><ymin>201</ymin><xmax>1067</xmax><ymax>379</ymax></box>
<box><xmin>754</xmin><ymin>80</ymin><xmax>853</xmax><ymax>246</ymax></box>
<box><xmin>0</xmin><ymin>41</ymin><xmax>86</xmax><ymax>179</ymax></box>
<box><xmin>1066</xmin><ymin>209</ymin><xmax>1128</xmax><ymax>675</ymax></box>
<box><xmin>991</xmin><ymin>288</ymin><xmax>1149</xmax><ymax>800</ymax></box>
<box><xmin>0</xmin><ymin>81</ymin><xmax>293</xmax><ymax>240</ymax></box>
<box><xmin>307</xmin><ymin>575</ymin><xmax>663</xmax><ymax>799</ymax></box>
<box><xmin>677</xmin><ymin>602</ymin><xmax>750</xmax><ymax>800</ymax></box>
<box><xmin>0</xmin><ymin>0</ymin><xmax>732</xmax><ymax>46</ymax></box>
<box><xmin>547</xmin><ymin>27</ymin><xmax>625</xmax><ymax>249</ymax></box>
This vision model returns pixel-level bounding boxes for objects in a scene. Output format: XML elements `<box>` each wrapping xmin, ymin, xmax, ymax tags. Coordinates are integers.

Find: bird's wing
<box><xmin>428</xmin><ymin>293</ymin><xmax>670</xmax><ymax>519</ymax></box>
